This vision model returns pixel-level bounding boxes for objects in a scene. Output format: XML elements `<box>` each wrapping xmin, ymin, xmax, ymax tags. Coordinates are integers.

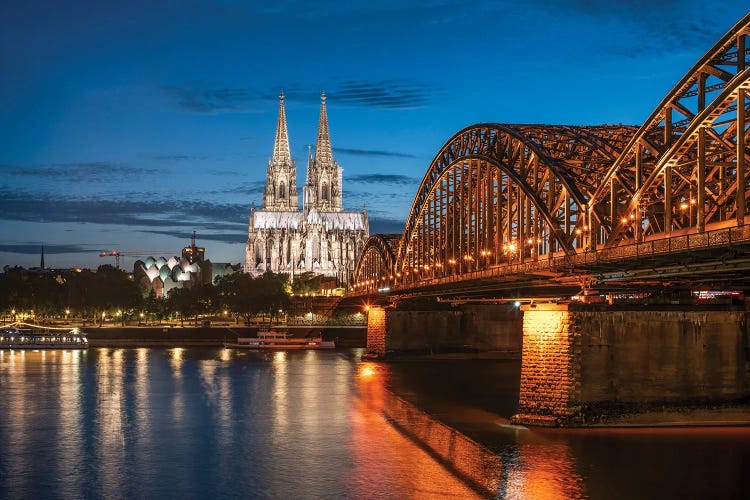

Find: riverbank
<box><xmin>81</xmin><ymin>326</ymin><xmax>366</xmax><ymax>347</ymax></box>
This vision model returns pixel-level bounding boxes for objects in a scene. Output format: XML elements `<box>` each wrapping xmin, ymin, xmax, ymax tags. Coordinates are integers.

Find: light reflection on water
<box><xmin>0</xmin><ymin>348</ymin><xmax>748</xmax><ymax>499</ymax></box>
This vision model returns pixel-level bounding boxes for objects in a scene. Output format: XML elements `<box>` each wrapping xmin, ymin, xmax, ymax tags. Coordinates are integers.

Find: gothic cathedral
<box><xmin>245</xmin><ymin>92</ymin><xmax>369</xmax><ymax>285</ymax></box>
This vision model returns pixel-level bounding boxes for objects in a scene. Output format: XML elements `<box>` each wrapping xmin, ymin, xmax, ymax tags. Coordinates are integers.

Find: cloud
<box><xmin>159</xmin><ymin>83</ymin><xmax>261</xmax><ymax>114</ymax></box>
<box><xmin>333</xmin><ymin>80</ymin><xmax>433</xmax><ymax>109</ymax></box>
<box><xmin>152</xmin><ymin>154</ymin><xmax>207</xmax><ymax>161</ymax></box>
<box><xmin>261</xmin><ymin>80</ymin><xmax>437</xmax><ymax>109</ymax></box>
<box><xmin>532</xmin><ymin>0</ymin><xmax>725</xmax><ymax>55</ymax></box>
<box><xmin>0</xmin><ymin>243</ymin><xmax>95</xmax><ymax>255</ymax></box>
<box><xmin>207</xmin><ymin>169</ymin><xmax>244</xmax><ymax>177</ymax></box>
<box><xmin>139</xmin><ymin>230</ymin><xmax>246</xmax><ymax>245</ymax></box>
<box><xmin>368</xmin><ymin>216</ymin><xmax>405</xmax><ymax>234</ymax></box>
<box><xmin>0</xmin><ymin>188</ymin><xmax>249</xmax><ymax>231</ymax></box>
<box><xmin>9</xmin><ymin>162</ymin><xmax>146</xmax><ymax>182</ymax></box>
<box><xmin>347</xmin><ymin>174</ymin><xmax>420</xmax><ymax>185</ymax></box>
<box><xmin>205</xmin><ymin>180</ymin><xmax>265</xmax><ymax>195</ymax></box>
<box><xmin>335</xmin><ymin>148</ymin><xmax>417</xmax><ymax>159</ymax></box>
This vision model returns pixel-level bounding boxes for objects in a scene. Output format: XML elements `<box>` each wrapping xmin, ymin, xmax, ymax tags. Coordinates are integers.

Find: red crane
<box><xmin>99</xmin><ymin>250</ymin><xmax>177</xmax><ymax>269</ymax></box>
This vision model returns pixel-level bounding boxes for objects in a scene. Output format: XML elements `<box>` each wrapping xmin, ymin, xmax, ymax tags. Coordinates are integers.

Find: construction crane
<box><xmin>99</xmin><ymin>250</ymin><xmax>177</xmax><ymax>269</ymax></box>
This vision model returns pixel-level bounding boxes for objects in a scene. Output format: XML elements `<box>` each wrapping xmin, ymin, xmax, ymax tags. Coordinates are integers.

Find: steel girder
<box><xmin>588</xmin><ymin>13</ymin><xmax>750</xmax><ymax>247</ymax></box>
<box><xmin>393</xmin><ymin>124</ymin><xmax>634</xmax><ymax>284</ymax></box>
<box><xmin>352</xmin><ymin>234</ymin><xmax>400</xmax><ymax>292</ymax></box>
<box><xmin>351</xmin><ymin>13</ymin><xmax>750</xmax><ymax>291</ymax></box>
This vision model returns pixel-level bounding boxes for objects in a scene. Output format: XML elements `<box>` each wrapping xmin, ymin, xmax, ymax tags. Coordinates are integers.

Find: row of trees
<box><xmin>0</xmin><ymin>265</ymin><xmax>292</xmax><ymax>326</ymax></box>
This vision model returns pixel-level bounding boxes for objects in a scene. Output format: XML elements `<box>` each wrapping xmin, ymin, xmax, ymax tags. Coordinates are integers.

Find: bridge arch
<box><xmin>352</xmin><ymin>234</ymin><xmax>401</xmax><ymax>292</ymax></box>
<box><xmin>351</xmin><ymin>14</ymin><xmax>750</xmax><ymax>292</ymax></box>
<box><xmin>394</xmin><ymin>124</ymin><xmax>634</xmax><ymax>285</ymax></box>
<box><xmin>588</xmin><ymin>13</ymin><xmax>750</xmax><ymax>247</ymax></box>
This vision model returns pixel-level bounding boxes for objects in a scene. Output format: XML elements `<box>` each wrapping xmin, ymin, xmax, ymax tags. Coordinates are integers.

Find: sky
<box><xmin>1</xmin><ymin>1</ymin><xmax>747</xmax><ymax>270</ymax></box>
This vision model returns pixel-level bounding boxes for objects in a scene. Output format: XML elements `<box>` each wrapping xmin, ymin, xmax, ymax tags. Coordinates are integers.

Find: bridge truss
<box><xmin>353</xmin><ymin>14</ymin><xmax>750</xmax><ymax>294</ymax></box>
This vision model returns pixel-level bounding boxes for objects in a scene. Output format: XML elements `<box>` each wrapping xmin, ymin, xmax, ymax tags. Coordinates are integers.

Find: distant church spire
<box><xmin>314</xmin><ymin>92</ymin><xmax>333</xmax><ymax>166</ymax></box>
<box><xmin>272</xmin><ymin>90</ymin><xmax>291</xmax><ymax>164</ymax></box>
<box><xmin>40</xmin><ymin>245</ymin><xmax>45</xmax><ymax>269</ymax></box>
<box><xmin>263</xmin><ymin>90</ymin><xmax>298</xmax><ymax>210</ymax></box>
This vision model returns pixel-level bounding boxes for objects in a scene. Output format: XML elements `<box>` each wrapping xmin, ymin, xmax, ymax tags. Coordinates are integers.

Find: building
<box><xmin>245</xmin><ymin>91</ymin><xmax>368</xmax><ymax>285</ymax></box>
<box><xmin>135</xmin><ymin>235</ymin><xmax>239</xmax><ymax>297</ymax></box>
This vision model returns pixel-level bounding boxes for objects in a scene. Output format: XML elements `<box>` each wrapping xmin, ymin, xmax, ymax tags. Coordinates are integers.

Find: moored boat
<box><xmin>0</xmin><ymin>322</ymin><xmax>88</xmax><ymax>350</ymax></box>
<box><xmin>224</xmin><ymin>329</ymin><xmax>335</xmax><ymax>350</ymax></box>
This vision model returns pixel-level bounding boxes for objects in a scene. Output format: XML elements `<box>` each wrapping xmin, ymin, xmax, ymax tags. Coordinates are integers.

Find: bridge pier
<box><xmin>511</xmin><ymin>303</ymin><xmax>750</xmax><ymax>427</ymax></box>
<box><xmin>365</xmin><ymin>302</ymin><xmax>522</xmax><ymax>357</ymax></box>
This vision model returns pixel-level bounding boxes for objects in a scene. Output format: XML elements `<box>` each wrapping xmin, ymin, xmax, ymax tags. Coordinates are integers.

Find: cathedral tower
<box><xmin>263</xmin><ymin>91</ymin><xmax>298</xmax><ymax>210</ymax></box>
<box><xmin>247</xmin><ymin>91</ymin><xmax>367</xmax><ymax>284</ymax></box>
<box><xmin>304</xmin><ymin>92</ymin><xmax>342</xmax><ymax>212</ymax></box>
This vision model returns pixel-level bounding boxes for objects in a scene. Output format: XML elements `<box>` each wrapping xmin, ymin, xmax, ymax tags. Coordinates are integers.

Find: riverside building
<box><xmin>245</xmin><ymin>92</ymin><xmax>368</xmax><ymax>285</ymax></box>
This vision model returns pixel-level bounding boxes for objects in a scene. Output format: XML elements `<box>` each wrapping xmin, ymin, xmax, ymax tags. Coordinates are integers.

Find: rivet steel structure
<box><xmin>353</xmin><ymin>14</ymin><xmax>750</xmax><ymax>293</ymax></box>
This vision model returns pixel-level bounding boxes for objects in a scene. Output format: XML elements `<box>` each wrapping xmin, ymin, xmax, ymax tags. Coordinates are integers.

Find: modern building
<box><xmin>245</xmin><ymin>91</ymin><xmax>368</xmax><ymax>285</ymax></box>
<box><xmin>135</xmin><ymin>236</ymin><xmax>238</xmax><ymax>297</ymax></box>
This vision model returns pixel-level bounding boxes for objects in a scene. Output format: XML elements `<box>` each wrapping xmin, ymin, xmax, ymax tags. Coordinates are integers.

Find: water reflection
<box><xmin>352</xmin><ymin>360</ymin><xmax>481</xmax><ymax>498</ymax></box>
<box><xmin>0</xmin><ymin>348</ymin><xmax>748</xmax><ymax>499</ymax></box>
<box><xmin>56</xmin><ymin>350</ymin><xmax>83</xmax><ymax>499</ymax></box>
<box><xmin>96</xmin><ymin>348</ymin><xmax>126</xmax><ymax>498</ymax></box>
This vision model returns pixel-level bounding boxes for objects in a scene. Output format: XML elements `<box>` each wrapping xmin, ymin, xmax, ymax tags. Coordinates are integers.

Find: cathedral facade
<box><xmin>245</xmin><ymin>92</ymin><xmax>369</xmax><ymax>285</ymax></box>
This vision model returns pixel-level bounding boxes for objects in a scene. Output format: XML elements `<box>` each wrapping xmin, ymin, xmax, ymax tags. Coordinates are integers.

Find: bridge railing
<box><xmin>363</xmin><ymin>224</ymin><xmax>750</xmax><ymax>293</ymax></box>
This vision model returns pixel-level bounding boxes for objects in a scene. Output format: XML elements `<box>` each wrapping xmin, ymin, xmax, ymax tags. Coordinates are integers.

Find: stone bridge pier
<box><xmin>367</xmin><ymin>301</ymin><xmax>750</xmax><ymax>426</ymax></box>
<box><xmin>366</xmin><ymin>302</ymin><xmax>522</xmax><ymax>357</ymax></box>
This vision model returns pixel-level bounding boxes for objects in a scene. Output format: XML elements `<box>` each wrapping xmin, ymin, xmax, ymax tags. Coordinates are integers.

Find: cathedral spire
<box><xmin>314</xmin><ymin>92</ymin><xmax>333</xmax><ymax>166</ymax></box>
<box><xmin>262</xmin><ymin>90</ymin><xmax>298</xmax><ymax>211</ymax></box>
<box><xmin>272</xmin><ymin>90</ymin><xmax>291</xmax><ymax>165</ymax></box>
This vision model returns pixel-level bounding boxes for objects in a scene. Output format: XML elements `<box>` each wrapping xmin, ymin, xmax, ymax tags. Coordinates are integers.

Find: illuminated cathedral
<box><xmin>245</xmin><ymin>92</ymin><xmax>368</xmax><ymax>285</ymax></box>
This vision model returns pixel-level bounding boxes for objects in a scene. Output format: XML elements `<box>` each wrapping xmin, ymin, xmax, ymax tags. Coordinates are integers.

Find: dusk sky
<box><xmin>1</xmin><ymin>1</ymin><xmax>747</xmax><ymax>270</ymax></box>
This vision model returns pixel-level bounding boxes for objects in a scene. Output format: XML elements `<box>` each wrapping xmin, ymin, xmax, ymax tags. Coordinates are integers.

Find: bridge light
<box><xmin>629</xmin><ymin>213</ymin><xmax>635</xmax><ymax>220</ymax></box>
<box><xmin>583</xmin><ymin>225</ymin><xmax>589</xmax><ymax>231</ymax></box>
<box><xmin>680</xmin><ymin>202</ymin><xmax>689</xmax><ymax>210</ymax></box>
<box><xmin>448</xmin><ymin>259</ymin><xmax>456</xmax><ymax>265</ymax></box>
<box><xmin>690</xmin><ymin>198</ymin><xmax>696</xmax><ymax>205</ymax></box>
<box><xmin>527</xmin><ymin>238</ymin><xmax>534</xmax><ymax>245</ymax></box>
<box><xmin>575</xmin><ymin>229</ymin><xmax>582</xmax><ymax>235</ymax></box>
<box><xmin>514</xmin><ymin>301</ymin><xmax>521</xmax><ymax>307</ymax></box>
<box><xmin>620</xmin><ymin>217</ymin><xmax>629</xmax><ymax>224</ymax></box>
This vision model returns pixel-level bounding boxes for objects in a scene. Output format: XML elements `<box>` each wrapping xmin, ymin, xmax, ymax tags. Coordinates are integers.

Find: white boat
<box><xmin>0</xmin><ymin>322</ymin><xmax>88</xmax><ymax>350</ymax></box>
<box><xmin>224</xmin><ymin>330</ymin><xmax>335</xmax><ymax>350</ymax></box>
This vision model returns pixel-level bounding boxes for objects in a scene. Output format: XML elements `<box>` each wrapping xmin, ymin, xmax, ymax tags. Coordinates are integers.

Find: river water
<box><xmin>0</xmin><ymin>348</ymin><xmax>747</xmax><ymax>499</ymax></box>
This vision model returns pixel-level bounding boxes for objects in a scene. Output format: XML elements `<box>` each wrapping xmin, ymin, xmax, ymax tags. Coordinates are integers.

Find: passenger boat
<box><xmin>224</xmin><ymin>329</ymin><xmax>335</xmax><ymax>350</ymax></box>
<box><xmin>0</xmin><ymin>322</ymin><xmax>88</xmax><ymax>350</ymax></box>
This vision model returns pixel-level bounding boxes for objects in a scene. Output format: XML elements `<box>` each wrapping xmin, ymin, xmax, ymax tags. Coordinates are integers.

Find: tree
<box><xmin>214</xmin><ymin>272</ymin><xmax>290</xmax><ymax>324</ymax></box>
<box><xmin>291</xmin><ymin>272</ymin><xmax>318</xmax><ymax>296</ymax></box>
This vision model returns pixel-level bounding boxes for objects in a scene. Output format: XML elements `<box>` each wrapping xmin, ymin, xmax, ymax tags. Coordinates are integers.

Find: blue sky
<box><xmin>1</xmin><ymin>1</ymin><xmax>747</xmax><ymax>269</ymax></box>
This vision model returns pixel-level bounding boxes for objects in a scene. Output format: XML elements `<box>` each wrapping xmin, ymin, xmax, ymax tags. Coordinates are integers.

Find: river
<box><xmin>0</xmin><ymin>348</ymin><xmax>747</xmax><ymax>499</ymax></box>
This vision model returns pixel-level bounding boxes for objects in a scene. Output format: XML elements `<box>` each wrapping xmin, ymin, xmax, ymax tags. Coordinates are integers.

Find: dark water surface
<box><xmin>0</xmin><ymin>348</ymin><xmax>748</xmax><ymax>499</ymax></box>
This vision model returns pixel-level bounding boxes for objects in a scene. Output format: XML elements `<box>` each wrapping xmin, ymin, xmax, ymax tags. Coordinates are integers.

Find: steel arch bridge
<box><xmin>352</xmin><ymin>14</ymin><xmax>750</xmax><ymax>294</ymax></box>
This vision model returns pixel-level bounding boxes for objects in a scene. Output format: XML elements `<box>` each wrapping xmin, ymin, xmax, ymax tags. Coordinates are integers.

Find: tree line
<box><xmin>0</xmin><ymin>265</ymin><xmax>293</xmax><ymax>326</ymax></box>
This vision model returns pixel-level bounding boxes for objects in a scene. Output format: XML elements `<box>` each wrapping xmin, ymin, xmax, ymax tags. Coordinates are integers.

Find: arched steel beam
<box><xmin>352</xmin><ymin>234</ymin><xmax>399</xmax><ymax>286</ymax></box>
<box><xmin>606</xmin><ymin>66</ymin><xmax>750</xmax><ymax>244</ymax></box>
<box><xmin>588</xmin><ymin>13</ymin><xmax>750</xmax><ymax>234</ymax></box>
<box><xmin>396</xmin><ymin>124</ymin><xmax>628</xmax><ymax>268</ymax></box>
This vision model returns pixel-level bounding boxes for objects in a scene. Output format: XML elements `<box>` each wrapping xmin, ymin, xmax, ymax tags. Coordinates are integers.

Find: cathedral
<box><xmin>245</xmin><ymin>92</ymin><xmax>369</xmax><ymax>285</ymax></box>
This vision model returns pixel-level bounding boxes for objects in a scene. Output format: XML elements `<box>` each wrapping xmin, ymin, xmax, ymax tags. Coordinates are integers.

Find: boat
<box><xmin>224</xmin><ymin>329</ymin><xmax>335</xmax><ymax>350</ymax></box>
<box><xmin>0</xmin><ymin>322</ymin><xmax>89</xmax><ymax>350</ymax></box>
